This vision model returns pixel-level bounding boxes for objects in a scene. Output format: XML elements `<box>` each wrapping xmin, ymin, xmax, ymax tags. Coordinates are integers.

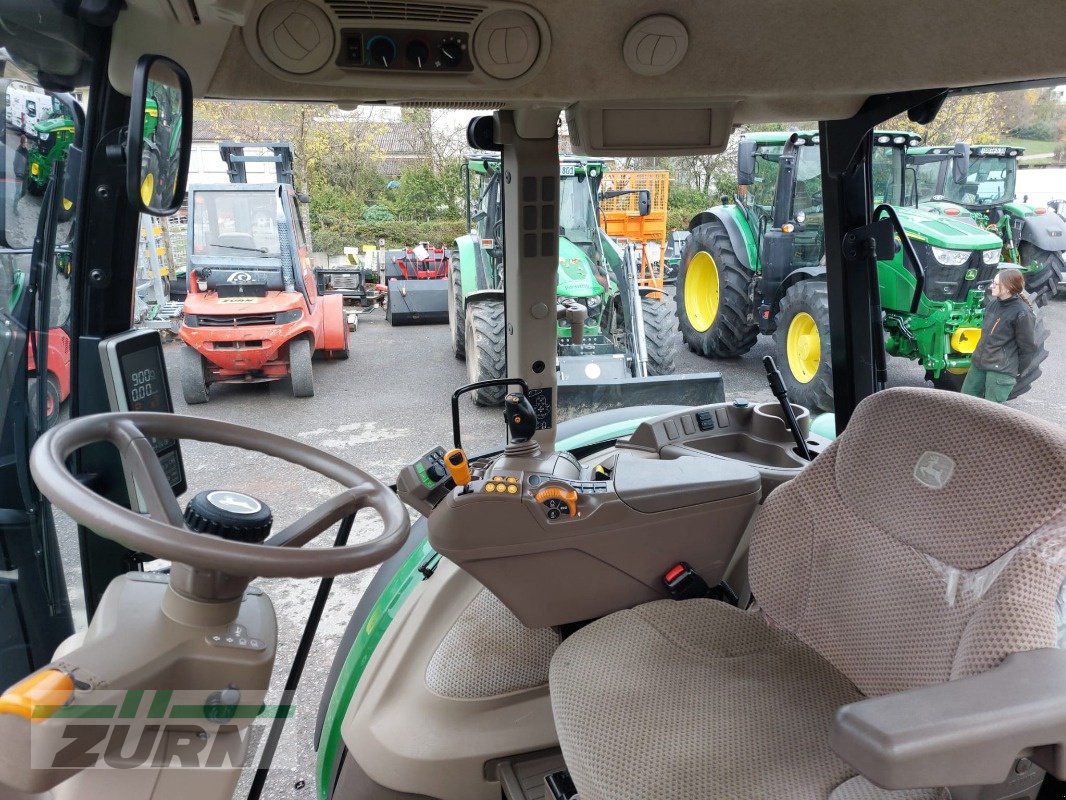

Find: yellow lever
<box><xmin>444</xmin><ymin>447</ymin><xmax>471</xmax><ymax>488</ymax></box>
<box><xmin>0</xmin><ymin>669</ymin><xmax>74</xmax><ymax>721</ymax></box>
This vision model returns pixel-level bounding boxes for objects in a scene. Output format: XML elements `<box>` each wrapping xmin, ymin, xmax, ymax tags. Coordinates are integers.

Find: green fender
<box><xmin>686</xmin><ymin>204</ymin><xmax>758</xmax><ymax>271</ymax></box>
<box><xmin>453</xmin><ymin>233</ymin><xmax>482</xmax><ymax>302</ymax></box>
<box><xmin>314</xmin><ymin>412</ymin><xmax>671</xmax><ymax>798</ymax></box>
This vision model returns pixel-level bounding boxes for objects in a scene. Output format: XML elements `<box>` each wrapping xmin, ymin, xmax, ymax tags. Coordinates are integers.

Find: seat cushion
<box><xmin>551</xmin><ymin>599</ymin><xmax>875</xmax><ymax>800</ymax></box>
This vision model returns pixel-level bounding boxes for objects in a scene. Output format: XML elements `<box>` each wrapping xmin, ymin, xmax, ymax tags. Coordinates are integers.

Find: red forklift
<box><xmin>178</xmin><ymin>143</ymin><xmax>349</xmax><ymax>403</ymax></box>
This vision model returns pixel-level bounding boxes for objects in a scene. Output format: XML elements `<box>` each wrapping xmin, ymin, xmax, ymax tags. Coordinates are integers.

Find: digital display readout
<box><xmin>119</xmin><ymin>347</ymin><xmax>174</xmax><ymax>455</ymax></box>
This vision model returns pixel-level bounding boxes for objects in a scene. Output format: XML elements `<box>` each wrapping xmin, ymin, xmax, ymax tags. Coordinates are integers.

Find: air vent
<box><xmin>324</xmin><ymin>1</ymin><xmax>484</xmax><ymax>24</ymax></box>
<box><xmin>399</xmin><ymin>101</ymin><xmax>499</xmax><ymax>109</ymax></box>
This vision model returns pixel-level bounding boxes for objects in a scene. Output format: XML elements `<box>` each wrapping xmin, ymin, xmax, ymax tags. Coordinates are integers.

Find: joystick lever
<box><xmin>504</xmin><ymin>392</ymin><xmax>537</xmax><ymax>444</ymax></box>
<box><xmin>444</xmin><ymin>448</ymin><xmax>472</xmax><ymax>494</ymax></box>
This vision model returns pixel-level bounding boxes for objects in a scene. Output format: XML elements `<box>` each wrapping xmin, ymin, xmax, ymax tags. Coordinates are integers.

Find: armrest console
<box><xmin>831</xmin><ymin>648</ymin><xmax>1066</xmax><ymax>789</ymax></box>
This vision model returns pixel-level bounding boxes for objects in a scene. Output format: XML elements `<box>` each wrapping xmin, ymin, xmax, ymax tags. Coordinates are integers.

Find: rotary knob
<box><xmin>366</xmin><ymin>35</ymin><xmax>397</xmax><ymax>68</ymax></box>
<box><xmin>184</xmin><ymin>490</ymin><xmax>273</xmax><ymax>543</ymax></box>
<box><xmin>534</xmin><ymin>485</ymin><xmax>578</xmax><ymax>520</ymax></box>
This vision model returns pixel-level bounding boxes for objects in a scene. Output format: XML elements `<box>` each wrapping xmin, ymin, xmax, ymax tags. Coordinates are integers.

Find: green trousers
<box><xmin>961</xmin><ymin>368</ymin><xmax>1016</xmax><ymax>403</ymax></box>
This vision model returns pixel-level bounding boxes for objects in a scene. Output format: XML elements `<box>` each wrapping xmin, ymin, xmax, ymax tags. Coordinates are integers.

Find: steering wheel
<box><xmin>30</xmin><ymin>412</ymin><xmax>410</xmax><ymax>579</ymax></box>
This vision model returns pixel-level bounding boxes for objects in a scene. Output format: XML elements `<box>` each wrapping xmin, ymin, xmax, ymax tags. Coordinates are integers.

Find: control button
<box><xmin>664</xmin><ymin>420</ymin><xmax>680</xmax><ymax>440</ymax></box>
<box><xmin>528</xmin><ymin>474</ymin><xmax>542</xmax><ymax>486</ymax></box>
<box><xmin>506</xmin><ymin>484</ymin><xmax>518</xmax><ymax>495</ymax></box>
<box><xmin>485</xmin><ymin>482</ymin><xmax>496</xmax><ymax>493</ymax></box>
<box><xmin>506</xmin><ymin>476</ymin><xmax>518</xmax><ymax>484</ymax></box>
<box><xmin>681</xmin><ymin>415</ymin><xmax>695</xmax><ymax>435</ymax></box>
<box><xmin>534</xmin><ymin>486</ymin><xmax>578</xmax><ymax>519</ymax></box>
<box><xmin>696</xmin><ymin>411</ymin><xmax>715</xmax><ymax>431</ymax></box>
<box><xmin>715</xmin><ymin>408</ymin><xmax>730</xmax><ymax>428</ymax></box>
<box><xmin>427</xmin><ymin>463</ymin><xmax>447</xmax><ymax>481</ymax></box>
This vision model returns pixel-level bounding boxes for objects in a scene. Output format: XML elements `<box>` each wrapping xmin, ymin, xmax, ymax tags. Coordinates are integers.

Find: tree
<box><xmin>882</xmin><ymin>92</ymin><xmax>1009</xmax><ymax>145</ymax></box>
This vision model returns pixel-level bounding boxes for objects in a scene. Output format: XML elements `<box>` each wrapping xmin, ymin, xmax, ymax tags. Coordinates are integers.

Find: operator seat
<box><xmin>550</xmin><ymin>387</ymin><xmax>1066</xmax><ymax>800</ymax></box>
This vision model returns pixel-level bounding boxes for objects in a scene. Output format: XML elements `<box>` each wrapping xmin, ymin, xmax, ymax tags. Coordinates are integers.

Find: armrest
<box><xmin>831</xmin><ymin>648</ymin><xmax>1066</xmax><ymax>789</ymax></box>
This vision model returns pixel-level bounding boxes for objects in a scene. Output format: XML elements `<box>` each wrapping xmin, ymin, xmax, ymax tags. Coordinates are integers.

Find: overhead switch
<box><xmin>623</xmin><ymin>15</ymin><xmax>688</xmax><ymax>76</ymax></box>
<box><xmin>474</xmin><ymin>10</ymin><xmax>541</xmax><ymax>80</ymax></box>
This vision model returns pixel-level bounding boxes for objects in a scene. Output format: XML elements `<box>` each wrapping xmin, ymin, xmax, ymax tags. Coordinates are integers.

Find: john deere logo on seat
<box><xmin>914</xmin><ymin>451</ymin><xmax>955</xmax><ymax>490</ymax></box>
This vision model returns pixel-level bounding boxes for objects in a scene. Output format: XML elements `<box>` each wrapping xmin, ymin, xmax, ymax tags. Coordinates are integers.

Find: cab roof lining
<box><xmin>102</xmin><ymin>0</ymin><xmax>1066</xmax><ymax>140</ymax></box>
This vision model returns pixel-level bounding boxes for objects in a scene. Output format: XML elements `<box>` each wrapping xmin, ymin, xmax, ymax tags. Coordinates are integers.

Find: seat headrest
<box><xmin>835</xmin><ymin>387</ymin><xmax>1066</xmax><ymax>569</ymax></box>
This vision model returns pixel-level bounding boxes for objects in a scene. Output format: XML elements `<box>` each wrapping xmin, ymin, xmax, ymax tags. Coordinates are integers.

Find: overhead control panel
<box><xmin>337</xmin><ymin>29</ymin><xmax>472</xmax><ymax>72</ymax></box>
<box><xmin>247</xmin><ymin>0</ymin><xmax>549</xmax><ymax>85</ymax></box>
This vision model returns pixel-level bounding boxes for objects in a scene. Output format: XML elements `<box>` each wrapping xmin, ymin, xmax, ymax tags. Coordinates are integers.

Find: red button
<box><xmin>664</xmin><ymin>564</ymin><xmax>685</xmax><ymax>583</ymax></box>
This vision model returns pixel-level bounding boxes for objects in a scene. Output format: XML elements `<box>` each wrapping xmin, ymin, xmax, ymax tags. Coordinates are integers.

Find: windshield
<box><xmin>191</xmin><ymin>190</ymin><xmax>281</xmax><ymax>256</ymax></box>
<box><xmin>946</xmin><ymin>155</ymin><xmax>1016</xmax><ymax>206</ymax></box>
<box><xmin>559</xmin><ymin>173</ymin><xmax>599</xmax><ymax>244</ymax></box>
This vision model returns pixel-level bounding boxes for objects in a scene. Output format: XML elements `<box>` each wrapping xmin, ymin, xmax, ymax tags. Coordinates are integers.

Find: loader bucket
<box><xmin>386</xmin><ymin>278</ymin><xmax>449</xmax><ymax>325</ymax></box>
<box><xmin>556</xmin><ymin>371</ymin><xmax>726</xmax><ymax>419</ymax></box>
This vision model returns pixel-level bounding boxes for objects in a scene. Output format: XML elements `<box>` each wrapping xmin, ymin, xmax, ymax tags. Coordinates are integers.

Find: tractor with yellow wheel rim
<box><xmin>676</xmin><ymin>130</ymin><xmax>1048</xmax><ymax>412</ymax></box>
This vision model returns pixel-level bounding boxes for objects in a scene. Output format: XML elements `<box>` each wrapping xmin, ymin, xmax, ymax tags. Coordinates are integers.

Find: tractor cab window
<box><xmin>192</xmin><ymin>190</ymin><xmax>282</xmax><ymax>257</ymax></box>
<box><xmin>749</xmin><ymin>148</ymin><xmax>780</xmax><ymax>213</ymax></box>
<box><xmin>792</xmin><ymin>144</ymin><xmax>826</xmax><ymax>268</ymax></box>
<box><xmin>559</xmin><ymin>172</ymin><xmax>598</xmax><ymax>246</ymax></box>
<box><xmin>945</xmin><ymin>156</ymin><xmax>1015</xmax><ymax>206</ymax></box>
<box><xmin>872</xmin><ymin>145</ymin><xmax>904</xmax><ymax>206</ymax></box>
<box><xmin>914</xmin><ymin>160</ymin><xmax>945</xmax><ymax>202</ymax></box>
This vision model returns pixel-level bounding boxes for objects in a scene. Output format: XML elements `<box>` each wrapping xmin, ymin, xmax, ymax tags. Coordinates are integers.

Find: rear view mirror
<box><xmin>951</xmin><ymin>141</ymin><xmax>970</xmax><ymax>185</ymax></box>
<box><xmin>637</xmin><ymin>189</ymin><xmax>651</xmax><ymax>216</ymax></box>
<box><xmin>737</xmin><ymin>139</ymin><xmax>756</xmax><ymax>186</ymax></box>
<box><xmin>127</xmin><ymin>55</ymin><xmax>193</xmax><ymax>217</ymax></box>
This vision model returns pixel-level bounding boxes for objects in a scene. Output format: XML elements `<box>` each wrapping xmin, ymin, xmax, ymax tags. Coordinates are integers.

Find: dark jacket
<box><xmin>971</xmin><ymin>294</ymin><xmax>1038</xmax><ymax>377</ymax></box>
<box><xmin>13</xmin><ymin>146</ymin><xmax>27</xmax><ymax>180</ymax></box>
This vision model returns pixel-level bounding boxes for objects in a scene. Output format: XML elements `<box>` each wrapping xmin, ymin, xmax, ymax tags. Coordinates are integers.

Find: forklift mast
<box><xmin>218</xmin><ymin>141</ymin><xmax>295</xmax><ymax>186</ymax></box>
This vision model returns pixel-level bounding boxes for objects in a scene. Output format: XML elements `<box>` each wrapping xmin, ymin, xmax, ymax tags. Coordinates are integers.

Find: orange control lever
<box><xmin>534</xmin><ymin>485</ymin><xmax>578</xmax><ymax>517</ymax></box>
<box><xmin>0</xmin><ymin>669</ymin><xmax>73</xmax><ymax>721</ymax></box>
<box><xmin>444</xmin><ymin>448</ymin><xmax>471</xmax><ymax>487</ymax></box>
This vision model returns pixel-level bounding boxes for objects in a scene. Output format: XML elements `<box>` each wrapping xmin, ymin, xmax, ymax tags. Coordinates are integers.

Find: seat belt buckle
<box><xmin>663</xmin><ymin>561</ymin><xmax>711</xmax><ymax>600</ymax></box>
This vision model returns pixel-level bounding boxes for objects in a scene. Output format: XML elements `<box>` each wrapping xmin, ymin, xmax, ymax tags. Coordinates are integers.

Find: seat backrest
<box><xmin>749</xmin><ymin>387</ymin><xmax>1066</xmax><ymax>697</ymax></box>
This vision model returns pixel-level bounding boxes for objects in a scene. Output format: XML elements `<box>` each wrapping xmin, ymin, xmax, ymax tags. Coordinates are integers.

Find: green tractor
<box><xmin>908</xmin><ymin>142</ymin><xmax>1066</xmax><ymax>304</ymax></box>
<box><xmin>452</xmin><ymin>155</ymin><xmax>721</xmax><ymax>407</ymax></box>
<box><xmin>25</xmin><ymin>115</ymin><xmax>75</xmax><ymax>196</ymax></box>
<box><xmin>677</xmin><ymin>130</ymin><xmax>1046</xmax><ymax>412</ymax></box>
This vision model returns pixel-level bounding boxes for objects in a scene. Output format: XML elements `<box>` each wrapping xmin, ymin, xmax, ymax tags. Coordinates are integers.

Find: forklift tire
<box><xmin>289</xmin><ymin>337</ymin><xmax>315</xmax><ymax>398</ymax></box>
<box><xmin>28</xmin><ymin>374</ymin><xmax>62</xmax><ymax>429</ymax></box>
<box><xmin>640</xmin><ymin>295</ymin><xmax>679</xmax><ymax>376</ymax></box>
<box><xmin>464</xmin><ymin>299</ymin><xmax>506</xmax><ymax>406</ymax></box>
<box><xmin>331</xmin><ymin>308</ymin><xmax>351</xmax><ymax>360</ymax></box>
<box><xmin>774</xmin><ymin>280</ymin><xmax>834</xmax><ymax>413</ymax></box>
<box><xmin>676</xmin><ymin>220</ymin><xmax>758</xmax><ymax>358</ymax></box>
<box><xmin>181</xmin><ymin>347</ymin><xmax>209</xmax><ymax>405</ymax></box>
<box><xmin>448</xmin><ymin>260</ymin><xmax>466</xmax><ymax>360</ymax></box>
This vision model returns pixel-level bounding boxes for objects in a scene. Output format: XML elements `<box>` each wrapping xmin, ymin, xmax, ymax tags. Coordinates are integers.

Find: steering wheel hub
<box><xmin>184</xmin><ymin>489</ymin><xmax>273</xmax><ymax>543</ymax></box>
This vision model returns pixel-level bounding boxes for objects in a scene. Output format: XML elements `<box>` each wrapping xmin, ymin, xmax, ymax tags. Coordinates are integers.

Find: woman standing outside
<box><xmin>961</xmin><ymin>268</ymin><xmax>1039</xmax><ymax>403</ymax></box>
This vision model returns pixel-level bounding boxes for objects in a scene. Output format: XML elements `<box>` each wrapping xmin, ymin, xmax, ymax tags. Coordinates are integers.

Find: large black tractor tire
<box><xmin>464</xmin><ymin>299</ymin><xmax>506</xmax><ymax>406</ymax></box>
<box><xmin>1019</xmin><ymin>242</ymin><xmax>1063</xmax><ymax>306</ymax></box>
<box><xmin>773</xmin><ymin>281</ymin><xmax>834</xmax><ymax>413</ymax></box>
<box><xmin>181</xmin><ymin>346</ymin><xmax>209</xmax><ymax>405</ymax></box>
<box><xmin>641</xmin><ymin>295</ymin><xmax>679</xmax><ymax>375</ymax></box>
<box><xmin>448</xmin><ymin>259</ymin><xmax>466</xmax><ymax>360</ymax></box>
<box><xmin>1009</xmin><ymin>304</ymin><xmax>1050</xmax><ymax>400</ymax></box>
<box><xmin>28</xmin><ymin>374</ymin><xmax>62</xmax><ymax>430</ymax></box>
<box><xmin>289</xmin><ymin>337</ymin><xmax>315</xmax><ymax>398</ymax></box>
<box><xmin>675</xmin><ymin>221</ymin><xmax>758</xmax><ymax>358</ymax></box>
